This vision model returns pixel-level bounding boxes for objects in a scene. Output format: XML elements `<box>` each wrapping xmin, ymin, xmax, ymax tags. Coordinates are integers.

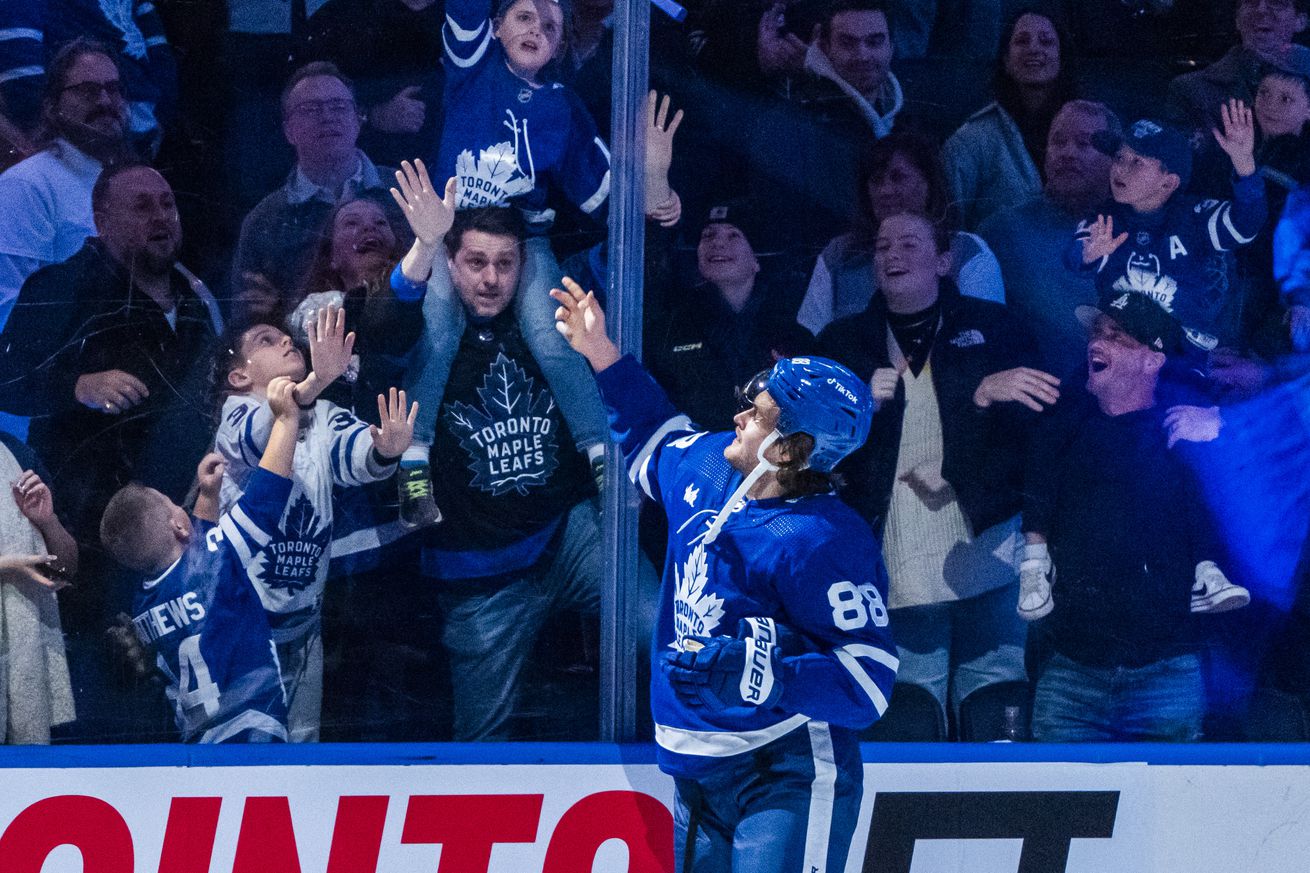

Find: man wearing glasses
<box><xmin>233</xmin><ymin>61</ymin><xmax>403</xmax><ymax>319</ymax></box>
<box><xmin>0</xmin><ymin>39</ymin><xmax>130</xmax><ymax>333</ymax></box>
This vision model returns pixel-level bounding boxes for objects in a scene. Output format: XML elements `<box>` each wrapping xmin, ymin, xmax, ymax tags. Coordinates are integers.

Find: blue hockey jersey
<box><xmin>596</xmin><ymin>355</ymin><xmax>898</xmax><ymax>778</ymax></box>
<box><xmin>1065</xmin><ymin>173</ymin><xmax>1267</xmax><ymax>338</ymax></box>
<box><xmin>438</xmin><ymin>0</ymin><xmax>611</xmax><ymax>231</ymax></box>
<box><xmin>131</xmin><ymin>469</ymin><xmax>291</xmax><ymax>743</ymax></box>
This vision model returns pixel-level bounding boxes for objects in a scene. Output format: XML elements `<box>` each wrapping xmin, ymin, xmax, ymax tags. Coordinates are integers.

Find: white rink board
<box><xmin>1</xmin><ymin>747</ymin><xmax>1309</xmax><ymax>872</ymax></box>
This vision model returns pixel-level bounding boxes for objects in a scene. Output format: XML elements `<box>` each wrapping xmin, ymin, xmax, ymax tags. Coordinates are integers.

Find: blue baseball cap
<box><xmin>1092</xmin><ymin>118</ymin><xmax>1193</xmax><ymax>189</ymax></box>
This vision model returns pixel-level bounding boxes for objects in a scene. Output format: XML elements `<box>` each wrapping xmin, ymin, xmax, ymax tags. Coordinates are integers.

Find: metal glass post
<box><xmin>599</xmin><ymin>0</ymin><xmax>650</xmax><ymax>742</ymax></box>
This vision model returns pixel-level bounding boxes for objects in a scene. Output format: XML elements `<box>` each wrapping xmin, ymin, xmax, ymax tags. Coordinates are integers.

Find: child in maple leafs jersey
<box><xmin>394</xmin><ymin>2</ymin><xmax>683</xmax><ymax>521</ymax></box>
<box><xmin>212</xmin><ymin>307</ymin><xmax>417</xmax><ymax>741</ymax></box>
<box><xmin>1066</xmin><ymin>109</ymin><xmax>1266</xmax><ymax>344</ymax></box>
<box><xmin>100</xmin><ymin>377</ymin><xmax>307</xmax><ymax>744</ymax></box>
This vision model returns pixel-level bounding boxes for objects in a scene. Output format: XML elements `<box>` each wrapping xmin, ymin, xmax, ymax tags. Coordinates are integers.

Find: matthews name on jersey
<box><xmin>595</xmin><ymin>355</ymin><xmax>898</xmax><ymax>778</ymax></box>
<box><xmin>131</xmin><ymin>468</ymin><xmax>291</xmax><ymax>743</ymax></box>
<box><xmin>1066</xmin><ymin>172</ymin><xmax>1267</xmax><ymax>337</ymax></box>
<box><xmin>216</xmin><ymin>395</ymin><xmax>397</xmax><ymax>641</ymax></box>
<box><xmin>438</xmin><ymin>0</ymin><xmax>611</xmax><ymax>231</ymax></box>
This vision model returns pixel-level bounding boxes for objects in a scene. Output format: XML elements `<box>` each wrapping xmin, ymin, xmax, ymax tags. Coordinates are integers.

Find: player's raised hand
<box><xmin>371</xmin><ymin>387</ymin><xmax>419</xmax><ymax>459</ymax></box>
<box><xmin>391</xmin><ymin>159</ymin><xmax>457</xmax><ymax>246</ymax></box>
<box><xmin>1214</xmin><ymin>98</ymin><xmax>1256</xmax><ymax>177</ymax></box>
<box><xmin>195</xmin><ymin>453</ymin><xmax>226</xmax><ymax>496</ymax></box>
<box><xmin>1081</xmin><ymin>214</ymin><xmax>1128</xmax><ymax>264</ymax></box>
<box><xmin>973</xmin><ymin>367</ymin><xmax>1061</xmax><ymax>411</ymax></box>
<box><xmin>551</xmin><ymin>276</ymin><xmax>621</xmax><ymax>372</ymax></box>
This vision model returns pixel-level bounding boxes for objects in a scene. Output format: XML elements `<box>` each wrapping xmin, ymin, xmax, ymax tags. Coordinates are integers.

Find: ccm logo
<box><xmin>0</xmin><ymin>791</ymin><xmax>673</xmax><ymax>873</ymax></box>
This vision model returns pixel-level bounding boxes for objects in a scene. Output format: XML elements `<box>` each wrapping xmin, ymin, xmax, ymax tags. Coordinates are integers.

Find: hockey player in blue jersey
<box><xmin>553</xmin><ymin>277</ymin><xmax>897</xmax><ymax>873</ymax></box>
<box><xmin>99</xmin><ymin>376</ymin><xmax>306</xmax><ymax>743</ymax></box>
<box><xmin>212</xmin><ymin>306</ymin><xmax>418</xmax><ymax>741</ymax></box>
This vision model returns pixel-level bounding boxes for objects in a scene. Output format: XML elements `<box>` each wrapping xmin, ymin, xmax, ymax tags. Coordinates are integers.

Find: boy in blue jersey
<box><xmin>1068</xmin><ymin>103</ymin><xmax>1266</xmax><ymax>343</ymax></box>
<box><xmin>211</xmin><ymin>306</ymin><xmax>418</xmax><ymax>742</ymax></box>
<box><xmin>100</xmin><ymin>376</ymin><xmax>304</xmax><ymax>743</ymax></box>
<box><xmin>553</xmin><ymin>278</ymin><xmax>898</xmax><ymax>873</ymax></box>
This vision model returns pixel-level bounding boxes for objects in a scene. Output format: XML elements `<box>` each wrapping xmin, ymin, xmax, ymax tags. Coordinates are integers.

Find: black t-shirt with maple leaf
<box><xmin>426</xmin><ymin>311</ymin><xmax>594</xmax><ymax>573</ymax></box>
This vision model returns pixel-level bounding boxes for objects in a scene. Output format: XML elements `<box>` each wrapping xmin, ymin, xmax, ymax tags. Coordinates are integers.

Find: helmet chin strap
<box><xmin>703</xmin><ymin>430</ymin><xmax>781</xmax><ymax>546</ymax></box>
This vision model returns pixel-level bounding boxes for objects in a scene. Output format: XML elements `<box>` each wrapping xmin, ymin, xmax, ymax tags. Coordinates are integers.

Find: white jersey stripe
<box><xmin>1222</xmin><ymin>203</ymin><xmax>1256</xmax><ymax>245</ymax></box>
<box><xmin>628</xmin><ymin>414</ymin><xmax>696</xmax><ymax>488</ymax></box>
<box><xmin>835</xmin><ymin>644</ymin><xmax>897</xmax><ymax>715</ymax></box>
<box><xmin>199</xmin><ymin>708</ymin><xmax>289</xmax><ymax>744</ymax></box>
<box><xmin>443</xmin><ymin>24</ymin><xmax>491</xmax><ymax>68</ymax></box>
<box><xmin>655</xmin><ymin>713</ymin><xmax>808</xmax><ymax>757</ymax></box>
<box><xmin>803</xmin><ymin>721</ymin><xmax>838</xmax><ymax>873</ymax></box>
<box><xmin>219</xmin><ymin>515</ymin><xmax>256</xmax><ymax>565</ymax></box>
<box><xmin>444</xmin><ymin>15</ymin><xmax>486</xmax><ymax>41</ymax></box>
<box><xmin>227</xmin><ymin>502</ymin><xmax>273</xmax><ymax>549</ymax></box>
<box><xmin>0</xmin><ymin>65</ymin><xmax>42</xmax><ymax>84</ymax></box>
<box><xmin>578</xmin><ymin>169</ymin><xmax>610</xmax><ymax>215</ymax></box>
<box><xmin>1208</xmin><ymin>203</ymin><xmax>1227</xmax><ymax>251</ymax></box>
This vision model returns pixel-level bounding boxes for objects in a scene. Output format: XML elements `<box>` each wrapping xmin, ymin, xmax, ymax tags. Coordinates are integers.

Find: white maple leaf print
<box><xmin>671</xmin><ymin>544</ymin><xmax>724</xmax><ymax>649</ymax></box>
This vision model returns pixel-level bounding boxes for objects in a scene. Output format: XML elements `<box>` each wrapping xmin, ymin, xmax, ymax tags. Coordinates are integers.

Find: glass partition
<box><xmin>0</xmin><ymin>0</ymin><xmax>1305</xmax><ymax>749</ymax></box>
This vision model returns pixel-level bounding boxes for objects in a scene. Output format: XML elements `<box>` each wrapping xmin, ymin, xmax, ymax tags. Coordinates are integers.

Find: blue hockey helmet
<box><xmin>751</xmin><ymin>356</ymin><xmax>874</xmax><ymax>472</ymax></box>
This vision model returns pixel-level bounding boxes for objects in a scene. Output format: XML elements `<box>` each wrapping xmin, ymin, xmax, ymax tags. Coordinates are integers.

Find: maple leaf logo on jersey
<box><xmin>446</xmin><ymin>352</ymin><xmax>560</xmax><ymax>496</ymax></box>
<box><xmin>672</xmin><ymin>544</ymin><xmax>724</xmax><ymax>649</ymax></box>
<box><xmin>1113</xmin><ymin>253</ymin><xmax>1177</xmax><ymax>311</ymax></box>
<box><xmin>454</xmin><ymin>111</ymin><xmax>536</xmax><ymax>208</ymax></box>
<box><xmin>253</xmin><ymin>494</ymin><xmax>330</xmax><ymax>601</ymax></box>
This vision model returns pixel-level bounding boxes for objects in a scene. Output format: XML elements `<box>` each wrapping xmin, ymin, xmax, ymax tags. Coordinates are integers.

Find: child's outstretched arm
<box><xmin>292</xmin><ymin>306</ymin><xmax>356</xmax><ymax>407</ymax></box>
<box><xmin>1208</xmin><ymin>99</ymin><xmax>1267</xmax><ymax>251</ymax></box>
<box><xmin>261</xmin><ymin>376</ymin><xmax>302</xmax><ymax>478</ymax></box>
<box><xmin>193</xmin><ymin>453</ymin><xmax>227</xmax><ymax>523</ymax></box>
<box><xmin>1213</xmin><ymin>98</ymin><xmax>1257</xmax><ymax>179</ymax></box>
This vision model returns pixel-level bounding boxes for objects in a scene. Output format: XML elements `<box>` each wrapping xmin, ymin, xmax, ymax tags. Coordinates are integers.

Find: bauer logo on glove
<box><xmin>664</xmin><ymin>617</ymin><xmax>796</xmax><ymax>713</ymax></box>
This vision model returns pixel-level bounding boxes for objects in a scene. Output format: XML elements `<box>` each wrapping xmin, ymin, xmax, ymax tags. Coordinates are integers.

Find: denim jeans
<box><xmin>436</xmin><ymin>500</ymin><xmax>603</xmax><ymax>741</ymax></box>
<box><xmin>405</xmin><ymin>236</ymin><xmax>607</xmax><ymax>451</ymax></box>
<box><xmin>890</xmin><ymin>579</ymin><xmax>1028</xmax><ymax>725</ymax></box>
<box><xmin>1031</xmin><ymin>652</ymin><xmax>1205</xmax><ymax>742</ymax></box>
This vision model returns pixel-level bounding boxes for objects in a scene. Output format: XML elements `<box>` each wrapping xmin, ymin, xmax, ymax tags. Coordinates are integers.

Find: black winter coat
<box><xmin>0</xmin><ymin>240</ymin><xmax>221</xmax><ymax>538</ymax></box>
<box><xmin>816</xmin><ymin>282</ymin><xmax>1043</xmax><ymax>536</ymax></box>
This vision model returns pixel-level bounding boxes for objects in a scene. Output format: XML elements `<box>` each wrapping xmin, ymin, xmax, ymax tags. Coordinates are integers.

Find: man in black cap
<box><xmin>1065</xmin><ymin>106</ymin><xmax>1266</xmax><ymax>345</ymax></box>
<box><xmin>645</xmin><ymin>200</ymin><xmax>811</xmax><ymax>430</ymax></box>
<box><xmin>1019</xmin><ymin>289</ymin><xmax>1248</xmax><ymax>742</ymax></box>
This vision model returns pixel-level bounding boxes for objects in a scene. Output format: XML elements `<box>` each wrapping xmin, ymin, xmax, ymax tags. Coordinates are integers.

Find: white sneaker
<box><xmin>1190</xmin><ymin>561</ymin><xmax>1250</xmax><ymax>614</ymax></box>
<box><xmin>1017</xmin><ymin>559</ymin><xmax>1054</xmax><ymax>621</ymax></box>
